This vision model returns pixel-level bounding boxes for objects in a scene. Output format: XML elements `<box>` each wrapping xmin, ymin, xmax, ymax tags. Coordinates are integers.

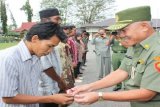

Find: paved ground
<box><xmin>69</xmin><ymin>42</ymin><xmax>131</xmax><ymax>107</ymax></box>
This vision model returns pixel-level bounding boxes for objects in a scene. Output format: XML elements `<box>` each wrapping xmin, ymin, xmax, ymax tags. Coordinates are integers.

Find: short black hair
<box><xmin>82</xmin><ymin>30</ymin><xmax>86</xmax><ymax>33</ymax></box>
<box><xmin>25</xmin><ymin>22</ymin><xmax>67</xmax><ymax>41</ymax></box>
<box><xmin>85</xmin><ymin>32</ymin><xmax>90</xmax><ymax>36</ymax></box>
<box><xmin>61</xmin><ymin>24</ymin><xmax>76</xmax><ymax>30</ymax></box>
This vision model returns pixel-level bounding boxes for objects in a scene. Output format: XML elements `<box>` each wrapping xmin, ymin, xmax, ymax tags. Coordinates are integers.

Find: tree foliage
<box><xmin>40</xmin><ymin>0</ymin><xmax>115</xmax><ymax>25</ymax></box>
<box><xmin>7</xmin><ymin>4</ymin><xmax>17</xmax><ymax>29</ymax></box>
<box><xmin>21</xmin><ymin>0</ymin><xmax>33</xmax><ymax>22</ymax></box>
<box><xmin>75</xmin><ymin>0</ymin><xmax>115</xmax><ymax>24</ymax></box>
<box><xmin>0</xmin><ymin>0</ymin><xmax>8</xmax><ymax>34</ymax></box>
<box><xmin>40</xmin><ymin>0</ymin><xmax>73</xmax><ymax>24</ymax></box>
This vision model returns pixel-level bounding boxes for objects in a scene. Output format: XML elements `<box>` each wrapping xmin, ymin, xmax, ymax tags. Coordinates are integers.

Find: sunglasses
<box><xmin>111</xmin><ymin>29</ymin><xmax>126</xmax><ymax>36</ymax></box>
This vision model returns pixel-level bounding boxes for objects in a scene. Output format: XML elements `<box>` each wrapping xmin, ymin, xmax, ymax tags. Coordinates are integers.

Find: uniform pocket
<box><xmin>136</xmin><ymin>64</ymin><xmax>145</xmax><ymax>73</ymax></box>
<box><xmin>134</xmin><ymin>64</ymin><xmax>145</xmax><ymax>86</ymax></box>
<box><xmin>125</xmin><ymin>59</ymin><xmax>132</xmax><ymax>74</ymax></box>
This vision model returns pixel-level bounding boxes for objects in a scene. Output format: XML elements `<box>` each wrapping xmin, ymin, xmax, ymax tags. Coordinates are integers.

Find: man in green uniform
<box><xmin>110</xmin><ymin>34</ymin><xmax>127</xmax><ymax>91</ymax></box>
<box><xmin>67</xmin><ymin>6</ymin><xmax>160</xmax><ymax>107</ymax></box>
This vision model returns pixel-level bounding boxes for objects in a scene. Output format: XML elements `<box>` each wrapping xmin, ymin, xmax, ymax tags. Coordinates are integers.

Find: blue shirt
<box><xmin>0</xmin><ymin>40</ymin><xmax>43</xmax><ymax>107</ymax></box>
<box><xmin>39</xmin><ymin>46</ymin><xmax>62</xmax><ymax>95</ymax></box>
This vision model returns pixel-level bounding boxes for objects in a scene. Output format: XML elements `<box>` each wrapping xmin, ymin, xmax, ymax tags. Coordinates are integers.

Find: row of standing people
<box><xmin>0</xmin><ymin>8</ymin><xmax>89</xmax><ymax>107</ymax></box>
<box><xmin>38</xmin><ymin>8</ymin><xmax>89</xmax><ymax>107</ymax></box>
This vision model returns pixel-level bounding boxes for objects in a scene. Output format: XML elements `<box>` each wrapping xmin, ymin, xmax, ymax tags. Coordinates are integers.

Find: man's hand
<box><xmin>58</xmin><ymin>80</ymin><xmax>67</xmax><ymax>92</ymax></box>
<box><xmin>106</xmin><ymin>40</ymin><xmax>110</xmax><ymax>46</ymax></box>
<box><xmin>66</xmin><ymin>84</ymin><xmax>91</xmax><ymax>96</ymax></box>
<box><xmin>74</xmin><ymin>92</ymin><xmax>98</xmax><ymax>105</ymax></box>
<box><xmin>51</xmin><ymin>94</ymin><xmax>74</xmax><ymax>105</ymax></box>
<box><xmin>93</xmin><ymin>33</ymin><xmax>99</xmax><ymax>38</ymax></box>
<box><xmin>72</xmin><ymin>63</ymin><xmax>77</xmax><ymax>68</ymax></box>
<box><xmin>2</xmin><ymin>94</ymin><xmax>74</xmax><ymax>104</ymax></box>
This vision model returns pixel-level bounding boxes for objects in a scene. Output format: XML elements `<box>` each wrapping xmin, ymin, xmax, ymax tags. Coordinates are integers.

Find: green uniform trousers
<box><xmin>112</xmin><ymin>52</ymin><xmax>126</xmax><ymax>88</ymax></box>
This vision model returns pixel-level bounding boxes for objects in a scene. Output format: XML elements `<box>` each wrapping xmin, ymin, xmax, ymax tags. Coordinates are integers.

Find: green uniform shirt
<box><xmin>111</xmin><ymin>39</ymin><xmax>127</xmax><ymax>52</ymax></box>
<box><xmin>82</xmin><ymin>37</ymin><xmax>89</xmax><ymax>50</ymax></box>
<box><xmin>119</xmin><ymin>32</ymin><xmax>160</xmax><ymax>107</ymax></box>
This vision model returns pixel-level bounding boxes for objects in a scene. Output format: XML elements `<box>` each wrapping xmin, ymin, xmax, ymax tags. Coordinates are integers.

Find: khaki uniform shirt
<box><xmin>91</xmin><ymin>36</ymin><xmax>111</xmax><ymax>57</ymax></box>
<box><xmin>119</xmin><ymin>32</ymin><xmax>160</xmax><ymax>107</ymax></box>
<box><xmin>111</xmin><ymin>39</ymin><xmax>127</xmax><ymax>52</ymax></box>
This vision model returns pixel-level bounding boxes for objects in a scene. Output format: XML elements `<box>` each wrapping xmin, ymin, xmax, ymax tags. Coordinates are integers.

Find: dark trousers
<box><xmin>74</xmin><ymin>62</ymin><xmax>81</xmax><ymax>78</ymax></box>
<box><xmin>82</xmin><ymin>52</ymin><xmax>87</xmax><ymax>65</ymax></box>
<box><xmin>39</xmin><ymin>103</ymin><xmax>58</xmax><ymax>107</ymax></box>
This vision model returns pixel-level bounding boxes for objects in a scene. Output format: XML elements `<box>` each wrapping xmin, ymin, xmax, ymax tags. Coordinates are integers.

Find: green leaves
<box><xmin>40</xmin><ymin>0</ymin><xmax>115</xmax><ymax>25</ymax></box>
<box><xmin>20</xmin><ymin>0</ymin><xmax>33</xmax><ymax>22</ymax></box>
<box><xmin>1</xmin><ymin>0</ymin><xmax>8</xmax><ymax>34</ymax></box>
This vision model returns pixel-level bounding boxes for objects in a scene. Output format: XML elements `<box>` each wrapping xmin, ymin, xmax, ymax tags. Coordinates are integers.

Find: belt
<box><xmin>113</xmin><ymin>51</ymin><xmax>126</xmax><ymax>53</ymax></box>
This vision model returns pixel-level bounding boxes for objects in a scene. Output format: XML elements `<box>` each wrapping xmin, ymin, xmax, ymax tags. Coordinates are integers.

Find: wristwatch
<box><xmin>98</xmin><ymin>92</ymin><xmax>104</xmax><ymax>101</ymax></box>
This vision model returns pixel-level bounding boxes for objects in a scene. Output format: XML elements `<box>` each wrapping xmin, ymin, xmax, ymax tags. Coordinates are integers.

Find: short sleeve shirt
<box><xmin>39</xmin><ymin>47</ymin><xmax>62</xmax><ymax>95</ymax></box>
<box><xmin>0</xmin><ymin>40</ymin><xmax>43</xmax><ymax>107</ymax></box>
<box><xmin>120</xmin><ymin>32</ymin><xmax>160</xmax><ymax>103</ymax></box>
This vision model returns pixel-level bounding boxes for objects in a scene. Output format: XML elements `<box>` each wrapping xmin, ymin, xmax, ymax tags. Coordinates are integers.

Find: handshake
<box><xmin>57</xmin><ymin>84</ymin><xmax>101</xmax><ymax>105</ymax></box>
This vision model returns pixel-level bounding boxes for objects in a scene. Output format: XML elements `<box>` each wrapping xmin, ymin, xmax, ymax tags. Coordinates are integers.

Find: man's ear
<box><xmin>141</xmin><ymin>22</ymin><xmax>149</xmax><ymax>32</ymax></box>
<box><xmin>31</xmin><ymin>35</ymin><xmax>39</xmax><ymax>43</ymax></box>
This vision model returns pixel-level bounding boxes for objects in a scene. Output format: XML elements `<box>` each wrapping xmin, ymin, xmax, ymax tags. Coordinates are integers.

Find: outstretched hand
<box><xmin>66</xmin><ymin>84</ymin><xmax>91</xmax><ymax>96</ymax></box>
<box><xmin>74</xmin><ymin>92</ymin><xmax>99</xmax><ymax>105</ymax></box>
<box><xmin>51</xmin><ymin>93</ymin><xmax>74</xmax><ymax>105</ymax></box>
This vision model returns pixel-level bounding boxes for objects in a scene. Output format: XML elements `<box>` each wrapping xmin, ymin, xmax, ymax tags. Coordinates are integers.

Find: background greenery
<box><xmin>0</xmin><ymin>42</ymin><xmax>18</xmax><ymax>50</ymax></box>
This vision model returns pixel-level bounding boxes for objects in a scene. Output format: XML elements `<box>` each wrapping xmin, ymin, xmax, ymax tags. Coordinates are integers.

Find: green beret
<box><xmin>107</xmin><ymin>6</ymin><xmax>151</xmax><ymax>31</ymax></box>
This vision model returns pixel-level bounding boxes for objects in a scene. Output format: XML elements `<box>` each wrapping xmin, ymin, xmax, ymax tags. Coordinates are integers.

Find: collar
<box><xmin>17</xmin><ymin>40</ymin><xmax>32</xmax><ymax>62</ymax></box>
<box><xmin>140</xmin><ymin>32</ymin><xmax>159</xmax><ymax>50</ymax></box>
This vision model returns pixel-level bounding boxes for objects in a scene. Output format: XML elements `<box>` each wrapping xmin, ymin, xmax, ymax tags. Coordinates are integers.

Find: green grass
<box><xmin>0</xmin><ymin>42</ymin><xmax>18</xmax><ymax>50</ymax></box>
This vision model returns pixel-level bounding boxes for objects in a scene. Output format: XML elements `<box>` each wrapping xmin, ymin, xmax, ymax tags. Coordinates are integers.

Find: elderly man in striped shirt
<box><xmin>0</xmin><ymin>22</ymin><xmax>74</xmax><ymax>107</ymax></box>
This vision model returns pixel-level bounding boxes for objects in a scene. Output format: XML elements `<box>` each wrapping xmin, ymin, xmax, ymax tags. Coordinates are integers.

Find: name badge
<box><xmin>131</xmin><ymin>66</ymin><xmax>135</xmax><ymax>79</ymax></box>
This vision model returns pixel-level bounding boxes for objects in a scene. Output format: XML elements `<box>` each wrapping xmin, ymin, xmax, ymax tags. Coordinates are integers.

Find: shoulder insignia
<box><xmin>154</xmin><ymin>56</ymin><xmax>160</xmax><ymax>61</ymax></box>
<box><xmin>144</xmin><ymin>44</ymin><xmax>150</xmax><ymax>49</ymax></box>
<box><xmin>138</xmin><ymin>59</ymin><xmax>144</xmax><ymax>64</ymax></box>
<box><xmin>154</xmin><ymin>62</ymin><xmax>160</xmax><ymax>73</ymax></box>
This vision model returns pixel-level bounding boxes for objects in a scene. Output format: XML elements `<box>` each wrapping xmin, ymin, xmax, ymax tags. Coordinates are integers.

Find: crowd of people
<box><xmin>0</xmin><ymin>5</ymin><xmax>160</xmax><ymax>107</ymax></box>
<box><xmin>38</xmin><ymin>8</ymin><xmax>90</xmax><ymax>107</ymax></box>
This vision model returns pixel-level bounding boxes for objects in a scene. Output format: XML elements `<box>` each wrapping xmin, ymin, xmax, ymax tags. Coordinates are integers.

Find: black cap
<box><xmin>39</xmin><ymin>8</ymin><xmax>60</xmax><ymax>19</ymax></box>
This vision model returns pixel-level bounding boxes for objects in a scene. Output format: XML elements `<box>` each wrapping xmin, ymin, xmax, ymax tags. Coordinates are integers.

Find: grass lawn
<box><xmin>0</xmin><ymin>42</ymin><xmax>18</xmax><ymax>50</ymax></box>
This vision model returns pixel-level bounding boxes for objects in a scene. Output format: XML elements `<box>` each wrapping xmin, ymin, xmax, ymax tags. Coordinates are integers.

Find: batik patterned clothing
<box><xmin>67</xmin><ymin>37</ymin><xmax>78</xmax><ymax>65</ymax></box>
<box><xmin>56</xmin><ymin>42</ymin><xmax>75</xmax><ymax>89</ymax></box>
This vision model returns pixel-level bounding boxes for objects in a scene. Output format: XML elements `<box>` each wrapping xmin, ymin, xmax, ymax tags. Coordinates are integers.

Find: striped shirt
<box><xmin>39</xmin><ymin>47</ymin><xmax>62</xmax><ymax>95</ymax></box>
<box><xmin>0</xmin><ymin>40</ymin><xmax>43</xmax><ymax>107</ymax></box>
